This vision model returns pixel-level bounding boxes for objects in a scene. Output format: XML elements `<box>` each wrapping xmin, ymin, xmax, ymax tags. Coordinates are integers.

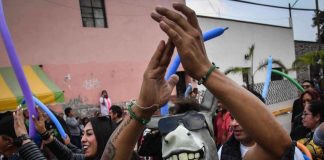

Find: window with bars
<box><xmin>79</xmin><ymin>0</ymin><xmax>108</xmax><ymax>28</ymax></box>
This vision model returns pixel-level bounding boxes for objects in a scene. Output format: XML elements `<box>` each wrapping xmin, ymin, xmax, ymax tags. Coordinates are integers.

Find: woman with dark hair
<box><xmin>291</xmin><ymin>88</ymin><xmax>321</xmax><ymax>140</ymax></box>
<box><xmin>33</xmin><ymin>109</ymin><xmax>116</xmax><ymax>160</ymax></box>
<box><xmin>298</xmin><ymin>101</ymin><xmax>324</xmax><ymax>160</ymax></box>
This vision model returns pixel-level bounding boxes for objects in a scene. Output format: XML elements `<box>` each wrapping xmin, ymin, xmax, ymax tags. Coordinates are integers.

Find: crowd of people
<box><xmin>2</xmin><ymin>3</ymin><xmax>324</xmax><ymax>160</ymax></box>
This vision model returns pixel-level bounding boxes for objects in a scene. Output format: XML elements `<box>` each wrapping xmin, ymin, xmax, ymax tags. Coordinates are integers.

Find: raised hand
<box><xmin>137</xmin><ymin>40</ymin><xmax>179</xmax><ymax>110</ymax></box>
<box><xmin>13</xmin><ymin>107</ymin><xmax>28</xmax><ymax>137</ymax></box>
<box><xmin>32</xmin><ymin>107</ymin><xmax>47</xmax><ymax>134</ymax></box>
<box><xmin>151</xmin><ymin>3</ymin><xmax>212</xmax><ymax>80</ymax></box>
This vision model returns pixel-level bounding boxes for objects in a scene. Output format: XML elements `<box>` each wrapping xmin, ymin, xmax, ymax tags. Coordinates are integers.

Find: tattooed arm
<box><xmin>101</xmin><ymin>40</ymin><xmax>178</xmax><ymax>160</ymax></box>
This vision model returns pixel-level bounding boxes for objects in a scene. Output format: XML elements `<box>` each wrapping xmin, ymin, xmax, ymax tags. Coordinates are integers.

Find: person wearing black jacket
<box><xmin>0</xmin><ymin>109</ymin><xmax>46</xmax><ymax>160</ymax></box>
<box><xmin>33</xmin><ymin>108</ymin><xmax>116</xmax><ymax>160</ymax></box>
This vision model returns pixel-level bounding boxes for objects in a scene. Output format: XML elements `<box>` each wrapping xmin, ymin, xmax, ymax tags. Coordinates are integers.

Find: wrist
<box><xmin>197</xmin><ymin>62</ymin><xmax>217</xmax><ymax>85</ymax></box>
<box><xmin>195</xmin><ymin>62</ymin><xmax>212</xmax><ymax>79</ymax></box>
<box><xmin>40</xmin><ymin>130</ymin><xmax>51</xmax><ymax>140</ymax></box>
<box><xmin>127</xmin><ymin>100</ymin><xmax>158</xmax><ymax>125</ymax></box>
<box><xmin>15</xmin><ymin>132</ymin><xmax>28</xmax><ymax>137</ymax></box>
<box><xmin>39</xmin><ymin>128</ymin><xmax>47</xmax><ymax>134</ymax></box>
<box><xmin>14</xmin><ymin>134</ymin><xmax>31</xmax><ymax>147</ymax></box>
<box><xmin>136</xmin><ymin>100</ymin><xmax>159</xmax><ymax>116</ymax></box>
<box><xmin>21</xmin><ymin>139</ymin><xmax>31</xmax><ymax>146</ymax></box>
<box><xmin>42</xmin><ymin>135</ymin><xmax>54</xmax><ymax>144</ymax></box>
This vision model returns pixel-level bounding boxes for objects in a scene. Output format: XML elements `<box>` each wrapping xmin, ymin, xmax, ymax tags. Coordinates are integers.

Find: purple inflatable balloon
<box><xmin>0</xmin><ymin>0</ymin><xmax>37</xmax><ymax>138</ymax></box>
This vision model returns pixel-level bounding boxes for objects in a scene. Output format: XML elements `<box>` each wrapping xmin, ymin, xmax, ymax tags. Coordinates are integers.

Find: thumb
<box><xmin>168</xmin><ymin>74</ymin><xmax>179</xmax><ymax>90</ymax></box>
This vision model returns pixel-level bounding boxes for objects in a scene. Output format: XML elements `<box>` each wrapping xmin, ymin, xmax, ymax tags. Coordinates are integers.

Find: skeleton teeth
<box><xmin>172</xmin><ymin>155</ymin><xmax>178</xmax><ymax>160</ymax></box>
<box><xmin>188</xmin><ymin>153</ymin><xmax>194</xmax><ymax>159</ymax></box>
<box><xmin>179</xmin><ymin>153</ymin><xmax>188</xmax><ymax>160</ymax></box>
<box><xmin>194</xmin><ymin>153</ymin><xmax>200</xmax><ymax>158</ymax></box>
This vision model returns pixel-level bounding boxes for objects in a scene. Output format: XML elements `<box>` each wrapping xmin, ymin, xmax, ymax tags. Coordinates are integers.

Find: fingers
<box><xmin>168</xmin><ymin>74</ymin><xmax>179</xmax><ymax>89</ymax></box>
<box><xmin>147</xmin><ymin>40</ymin><xmax>166</xmax><ymax>69</ymax></box>
<box><xmin>155</xmin><ymin>6</ymin><xmax>193</xmax><ymax>32</ymax></box>
<box><xmin>15</xmin><ymin>107</ymin><xmax>23</xmax><ymax>119</ymax></box>
<box><xmin>152</xmin><ymin>11</ymin><xmax>187</xmax><ymax>37</ymax></box>
<box><xmin>151</xmin><ymin>12</ymin><xmax>163</xmax><ymax>22</ymax></box>
<box><xmin>13</xmin><ymin>108</ymin><xmax>23</xmax><ymax>126</ymax></box>
<box><xmin>159</xmin><ymin>39</ymin><xmax>175</xmax><ymax>67</ymax></box>
<box><xmin>159</xmin><ymin>21</ymin><xmax>183</xmax><ymax>47</ymax></box>
<box><xmin>36</xmin><ymin>106</ymin><xmax>44</xmax><ymax>121</ymax></box>
<box><xmin>172</xmin><ymin>3</ymin><xmax>201</xmax><ymax>32</ymax></box>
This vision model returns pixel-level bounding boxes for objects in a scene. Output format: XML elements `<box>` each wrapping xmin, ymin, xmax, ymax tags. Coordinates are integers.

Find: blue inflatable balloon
<box><xmin>261</xmin><ymin>56</ymin><xmax>272</xmax><ymax>99</ymax></box>
<box><xmin>184</xmin><ymin>84</ymin><xmax>193</xmax><ymax>98</ymax></box>
<box><xmin>21</xmin><ymin>97</ymin><xmax>67</xmax><ymax>139</ymax></box>
<box><xmin>161</xmin><ymin>27</ymin><xmax>229</xmax><ymax>115</ymax></box>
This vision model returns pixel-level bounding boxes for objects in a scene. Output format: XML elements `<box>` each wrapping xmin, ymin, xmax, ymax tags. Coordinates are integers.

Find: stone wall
<box><xmin>294</xmin><ymin>41</ymin><xmax>324</xmax><ymax>82</ymax></box>
<box><xmin>253</xmin><ymin>80</ymin><xmax>299</xmax><ymax>105</ymax></box>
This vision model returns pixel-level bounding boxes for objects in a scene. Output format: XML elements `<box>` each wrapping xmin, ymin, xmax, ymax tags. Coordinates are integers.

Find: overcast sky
<box><xmin>186</xmin><ymin>0</ymin><xmax>324</xmax><ymax>41</ymax></box>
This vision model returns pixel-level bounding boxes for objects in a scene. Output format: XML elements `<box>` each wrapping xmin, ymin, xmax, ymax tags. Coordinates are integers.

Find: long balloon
<box><xmin>261</xmin><ymin>56</ymin><xmax>272</xmax><ymax>99</ymax></box>
<box><xmin>0</xmin><ymin>0</ymin><xmax>37</xmax><ymax>138</ymax></box>
<box><xmin>161</xmin><ymin>27</ymin><xmax>229</xmax><ymax>115</ymax></box>
<box><xmin>32</xmin><ymin>97</ymin><xmax>67</xmax><ymax>139</ymax></box>
<box><xmin>21</xmin><ymin>97</ymin><xmax>67</xmax><ymax>139</ymax></box>
<box><xmin>184</xmin><ymin>84</ymin><xmax>192</xmax><ymax>98</ymax></box>
<box><xmin>272</xmin><ymin>69</ymin><xmax>305</xmax><ymax>92</ymax></box>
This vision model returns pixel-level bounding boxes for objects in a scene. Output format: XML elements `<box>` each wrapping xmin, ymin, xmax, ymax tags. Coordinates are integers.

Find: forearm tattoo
<box><xmin>101</xmin><ymin>117</ymin><xmax>132</xmax><ymax>160</ymax></box>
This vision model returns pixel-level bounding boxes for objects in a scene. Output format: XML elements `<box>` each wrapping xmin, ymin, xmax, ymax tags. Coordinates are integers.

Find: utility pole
<box><xmin>289</xmin><ymin>3</ymin><xmax>293</xmax><ymax>27</ymax></box>
<box><xmin>316</xmin><ymin>0</ymin><xmax>321</xmax><ymax>50</ymax></box>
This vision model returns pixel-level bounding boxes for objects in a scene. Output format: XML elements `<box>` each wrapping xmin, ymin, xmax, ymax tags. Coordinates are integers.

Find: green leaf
<box><xmin>224</xmin><ymin>67</ymin><xmax>250</xmax><ymax>75</ymax></box>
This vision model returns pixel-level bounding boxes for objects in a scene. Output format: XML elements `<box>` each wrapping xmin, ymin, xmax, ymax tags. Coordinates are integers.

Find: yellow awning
<box><xmin>0</xmin><ymin>65</ymin><xmax>64</xmax><ymax>112</ymax></box>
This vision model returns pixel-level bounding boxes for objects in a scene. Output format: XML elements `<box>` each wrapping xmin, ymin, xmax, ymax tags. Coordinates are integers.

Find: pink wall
<box><xmin>0</xmin><ymin>0</ymin><xmax>184</xmax><ymax>106</ymax></box>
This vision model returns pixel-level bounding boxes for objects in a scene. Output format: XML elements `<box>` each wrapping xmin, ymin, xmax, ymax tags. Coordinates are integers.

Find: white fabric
<box><xmin>294</xmin><ymin>147</ymin><xmax>305</xmax><ymax>160</ymax></box>
<box><xmin>240</xmin><ymin>143</ymin><xmax>252</xmax><ymax>157</ymax></box>
<box><xmin>99</xmin><ymin>97</ymin><xmax>111</xmax><ymax>116</ymax></box>
<box><xmin>217</xmin><ymin>144</ymin><xmax>252</xmax><ymax>159</ymax></box>
<box><xmin>217</xmin><ymin>145</ymin><xmax>223</xmax><ymax>159</ymax></box>
<box><xmin>218</xmin><ymin>145</ymin><xmax>305</xmax><ymax>160</ymax></box>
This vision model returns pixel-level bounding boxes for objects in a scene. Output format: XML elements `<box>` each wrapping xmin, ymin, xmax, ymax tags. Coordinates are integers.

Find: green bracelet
<box><xmin>127</xmin><ymin>101</ymin><xmax>151</xmax><ymax>125</ymax></box>
<box><xmin>198</xmin><ymin>62</ymin><xmax>217</xmax><ymax>85</ymax></box>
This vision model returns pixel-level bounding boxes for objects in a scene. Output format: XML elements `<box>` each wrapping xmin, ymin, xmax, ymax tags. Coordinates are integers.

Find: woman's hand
<box><xmin>137</xmin><ymin>40</ymin><xmax>179</xmax><ymax>112</ymax></box>
<box><xmin>32</xmin><ymin>107</ymin><xmax>47</xmax><ymax>134</ymax></box>
<box><xmin>13</xmin><ymin>107</ymin><xmax>28</xmax><ymax>137</ymax></box>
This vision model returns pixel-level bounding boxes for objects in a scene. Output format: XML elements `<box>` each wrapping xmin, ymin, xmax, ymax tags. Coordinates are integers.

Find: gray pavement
<box><xmin>268</xmin><ymin>100</ymin><xmax>294</xmax><ymax>134</ymax></box>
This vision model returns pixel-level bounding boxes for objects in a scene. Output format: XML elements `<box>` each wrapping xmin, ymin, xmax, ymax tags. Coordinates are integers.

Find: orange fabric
<box><xmin>297</xmin><ymin>142</ymin><xmax>313</xmax><ymax>160</ymax></box>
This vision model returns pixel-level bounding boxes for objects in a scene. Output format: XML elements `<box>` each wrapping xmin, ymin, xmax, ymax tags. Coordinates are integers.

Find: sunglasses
<box><xmin>158</xmin><ymin>111</ymin><xmax>207</xmax><ymax>135</ymax></box>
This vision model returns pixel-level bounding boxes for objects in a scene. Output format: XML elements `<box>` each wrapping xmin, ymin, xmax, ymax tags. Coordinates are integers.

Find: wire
<box><xmin>227</xmin><ymin>0</ymin><xmax>316</xmax><ymax>11</ymax></box>
<box><xmin>292</xmin><ymin>0</ymin><xmax>300</xmax><ymax>7</ymax></box>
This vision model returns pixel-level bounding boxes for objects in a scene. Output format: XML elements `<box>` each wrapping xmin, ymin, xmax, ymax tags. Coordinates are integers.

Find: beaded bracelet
<box><xmin>198</xmin><ymin>62</ymin><xmax>217</xmax><ymax>85</ymax></box>
<box><xmin>40</xmin><ymin>130</ymin><xmax>51</xmax><ymax>140</ymax></box>
<box><xmin>127</xmin><ymin>101</ymin><xmax>158</xmax><ymax>125</ymax></box>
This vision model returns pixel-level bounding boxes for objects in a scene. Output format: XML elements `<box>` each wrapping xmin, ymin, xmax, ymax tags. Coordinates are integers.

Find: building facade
<box><xmin>0</xmin><ymin>0</ymin><xmax>183</xmax><ymax>114</ymax></box>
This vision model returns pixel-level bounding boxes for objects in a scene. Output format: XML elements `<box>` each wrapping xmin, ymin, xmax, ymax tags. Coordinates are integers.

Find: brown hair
<box><xmin>301</xmin><ymin>88</ymin><xmax>321</xmax><ymax>102</ymax></box>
